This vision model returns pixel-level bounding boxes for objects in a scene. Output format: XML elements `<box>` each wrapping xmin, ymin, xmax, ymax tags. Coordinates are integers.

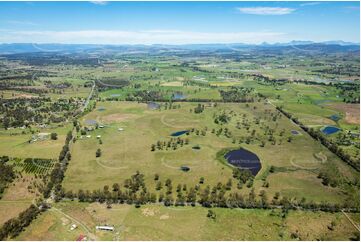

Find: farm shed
<box><xmin>96</xmin><ymin>225</ymin><xmax>114</xmax><ymax>231</ymax></box>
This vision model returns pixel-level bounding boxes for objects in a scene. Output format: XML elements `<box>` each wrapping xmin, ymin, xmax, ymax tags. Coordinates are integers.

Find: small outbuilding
<box><xmin>96</xmin><ymin>225</ymin><xmax>114</xmax><ymax>231</ymax></box>
<box><xmin>70</xmin><ymin>224</ymin><xmax>77</xmax><ymax>231</ymax></box>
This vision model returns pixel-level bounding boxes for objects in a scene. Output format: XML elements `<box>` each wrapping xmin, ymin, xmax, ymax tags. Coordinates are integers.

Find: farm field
<box><xmin>62</xmin><ymin>101</ymin><xmax>358</xmax><ymax>205</ymax></box>
<box><xmin>0</xmin><ymin>8</ymin><xmax>359</xmax><ymax>240</ymax></box>
<box><xmin>14</xmin><ymin>202</ymin><xmax>360</xmax><ymax>241</ymax></box>
<box><xmin>0</xmin><ymin>124</ymin><xmax>72</xmax><ymax>159</ymax></box>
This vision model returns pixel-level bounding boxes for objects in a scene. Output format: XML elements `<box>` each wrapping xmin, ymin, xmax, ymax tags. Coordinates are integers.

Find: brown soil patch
<box><xmin>16</xmin><ymin>94</ymin><xmax>37</xmax><ymax>99</ymax></box>
<box><xmin>100</xmin><ymin>113</ymin><xmax>137</xmax><ymax>123</ymax></box>
<box><xmin>61</xmin><ymin>217</ymin><xmax>70</xmax><ymax>225</ymax></box>
<box><xmin>0</xmin><ymin>202</ymin><xmax>30</xmax><ymax>226</ymax></box>
<box><xmin>1</xmin><ymin>176</ymin><xmax>39</xmax><ymax>201</ymax></box>
<box><xmin>327</xmin><ymin>103</ymin><xmax>360</xmax><ymax>124</ymax></box>
<box><xmin>160</xmin><ymin>214</ymin><xmax>170</xmax><ymax>220</ymax></box>
<box><xmin>141</xmin><ymin>207</ymin><xmax>158</xmax><ymax>217</ymax></box>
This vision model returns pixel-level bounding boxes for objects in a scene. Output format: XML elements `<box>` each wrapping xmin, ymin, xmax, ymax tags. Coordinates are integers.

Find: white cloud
<box><xmin>0</xmin><ymin>30</ymin><xmax>288</xmax><ymax>45</ymax></box>
<box><xmin>237</xmin><ymin>7</ymin><xmax>296</xmax><ymax>15</ymax></box>
<box><xmin>90</xmin><ymin>1</ymin><xmax>107</xmax><ymax>5</ymax></box>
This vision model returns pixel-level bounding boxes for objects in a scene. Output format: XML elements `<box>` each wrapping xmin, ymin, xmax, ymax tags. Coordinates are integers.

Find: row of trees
<box><xmin>0</xmin><ymin>161</ymin><xmax>15</xmax><ymax>198</ymax></box>
<box><xmin>151</xmin><ymin>137</ymin><xmax>190</xmax><ymax>151</ymax></box>
<box><xmin>43</xmin><ymin>130</ymin><xmax>73</xmax><ymax>200</ymax></box>
<box><xmin>0</xmin><ymin>204</ymin><xmax>42</xmax><ymax>240</ymax></box>
<box><xmin>276</xmin><ymin>106</ymin><xmax>359</xmax><ymax>171</ymax></box>
<box><xmin>57</xmin><ymin>171</ymin><xmax>359</xmax><ymax>212</ymax></box>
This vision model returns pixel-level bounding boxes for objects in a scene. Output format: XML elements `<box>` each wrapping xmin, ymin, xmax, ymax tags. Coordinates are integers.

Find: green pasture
<box><xmin>62</xmin><ymin>101</ymin><xmax>357</xmax><ymax>204</ymax></box>
<box><xmin>14</xmin><ymin>202</ymin><xmax>360</xmax><ymax>241</ymax></box>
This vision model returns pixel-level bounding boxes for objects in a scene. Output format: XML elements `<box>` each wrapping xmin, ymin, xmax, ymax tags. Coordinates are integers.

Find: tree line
<box><xmin>276</xmin><ymin>106</ymin><xmax>359</xmax><ymax>171</ymax></box>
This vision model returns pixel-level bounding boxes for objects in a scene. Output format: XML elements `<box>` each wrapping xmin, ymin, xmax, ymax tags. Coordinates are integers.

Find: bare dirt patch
<box><xmin>0</xmin><ymin>202</ymin><xmax>30</xmax><ymax>226</ymax></box>
<box><xmin>1</xmin><ymin>175</ymin><xmax>39</xmax><ymax>201</ymax></box>
<box><xmin>142</xmin><ymin>207</ymin><xmax>158</xmax><ymax>217</ymax></box>
<box><xmin>160</xmin><ymin>214</ymin><xmax>170</xmax><ymax>220</ymax></box>
<box><xmin>327</xmin><ymin>103</ymin><xmax>360</xmax><ymax>124</ymax></box>
<box><xmin>14</xmin><ymin>93</ymin><xmax>38</xmax><ymax>99</ymax></box>
<box><xmin>100</xmin><ymin>113</ymin><xmax>137</xmax><ymax>123</ymax></box>
<box><xmin>161</xmin><ymin>81</ymin><xmax>183</xmax><ymax>87</ymax></box>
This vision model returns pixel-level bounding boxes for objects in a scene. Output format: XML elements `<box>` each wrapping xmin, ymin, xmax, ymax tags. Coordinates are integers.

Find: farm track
<box><xmin>50</xmin><ymin>207</ymin><xmax>97</xmax><ymax>240</ymax></box>
<box><xmin>341</xmin><ymin>210</ymin><xmax>360</xmax><ymax>232</ymax></box>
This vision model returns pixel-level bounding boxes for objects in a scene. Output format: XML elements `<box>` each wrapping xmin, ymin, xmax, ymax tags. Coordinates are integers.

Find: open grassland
<box><xmin>14</xmin><ymin>202</ymin><xmax>360</xmax><ymax>241</ymax></box>
<box><xmin>62</xmin><ymin>101</ymin><xmax>357</xmax><ymax>204</ymax></box>
<box><xmin>0</xmin><ymin>124</ymin><xmax>71</xmax><ymax>159</ymax></box>
<box><xmin>0</xmin><ymin>173</ymin><xmax>41</xmax><ymax>226</ymax></box>
<box><xmin>0</xmin><ymin>202</ymin><xmax>31</xmax><ymax>226</ymax></box>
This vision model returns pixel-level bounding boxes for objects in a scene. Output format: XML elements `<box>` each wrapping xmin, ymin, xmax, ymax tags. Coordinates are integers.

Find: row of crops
<box><xmin>20</xmin><ymin>158</ymin><xmax>55</xmax><ymax>174</ymax></box>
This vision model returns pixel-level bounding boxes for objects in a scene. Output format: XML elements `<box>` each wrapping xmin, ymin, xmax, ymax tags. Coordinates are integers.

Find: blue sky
<box><xmin>0</xmin><ymin>1</ymin><xmax>359</xmax><ymax>44</ymax></box>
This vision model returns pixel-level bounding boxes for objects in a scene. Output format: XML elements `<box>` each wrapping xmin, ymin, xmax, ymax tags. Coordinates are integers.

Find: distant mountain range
<box><xmin>0</xmin><ymin>41</ymin><xmax>359</xmax><ymax>54</ymax></box>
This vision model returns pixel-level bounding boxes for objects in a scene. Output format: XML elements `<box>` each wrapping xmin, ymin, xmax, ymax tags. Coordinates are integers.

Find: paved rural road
<box><xmin>81</xmin><ymin>80</ymin><xmax>95</xmax><ymax>112</ymax></box>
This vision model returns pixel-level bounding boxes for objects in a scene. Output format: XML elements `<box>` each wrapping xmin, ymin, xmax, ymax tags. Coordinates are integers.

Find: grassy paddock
<box><xmin>14</xmin><ymin>202</ymin><xmax>360</xmax><ymax>241</ymax></box>
<box><xmin>62</xmin><ymin>101</ymin><xmax>356</xmax><ymax>204</ymax></box>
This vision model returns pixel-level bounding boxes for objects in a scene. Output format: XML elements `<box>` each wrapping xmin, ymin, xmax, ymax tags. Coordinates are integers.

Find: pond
<box><xmin>313</xmin><ymin>99</ymin><xmax>332</xmax><ymax>105</ymax></box>
<box><xmin>180</xmin><ymin>166</ymin><xmax>190</xmax><ymax>172</ymax></box>
<box><xmin>224</xmin><ymin>148</ymin><xmax>261</xmax><ymax>176</ymax></box>
<box><xmin>147</xmin><ymin>102</ymin><xmax>160</xmax><ymax>110</ymax></box>
<box><xmin>98</xmin><ymin>107</ymin><xmax>106</xmax><ymax>111</ymax></box>
<box><xmin>291</xmin><ymin>130</ymin><xmax>300</xmax><ymax>135</ymax></box>
<box><xmin>321</xmin><ymin>126</ymin><xmax>340</xmax><ymax>135</ymax></box>
<box><xmin>170</xmin><ymin>130</ymin><xmax>189</xmax><ymax>137</ymax></box>
<box><xmin>329</xmin><ymin>114</ymin><xmax>341</xmax><ymax>122</ymax></box>
<box><xmin>172</xmin><ymin>92</ymin><xmax>186</xmax><ymax>100</ymax></box>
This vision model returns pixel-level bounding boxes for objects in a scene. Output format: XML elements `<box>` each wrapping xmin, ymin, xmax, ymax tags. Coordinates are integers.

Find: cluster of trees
<box><xmin>334</xmin><ymin>82</ymin><xmax>360</xmax><ymax>104</ymax></box>
<box><xmin>211</xmin><ymin>127</ymin><xmax>232</xmax><ymax>138</ymax></box>
<box><xmin>253</xmin><ymin>74</ymin><xmax>288</xmax><ymax>86</ymax></box>
<box><xmin>214</xmin><ymin>112</ymin><xmax>231</xmax><ymax>124</ymax></box>
<box><xmin>276</xmin><ymin>106</ymin><xmax>359</xmax><ymax>170</ymax></box>
<box><xmin>125</xmin><ymin>90</ymin><xmax>166</xmax><ymax>102</ymax></box>
<box><xmin>95</xmin><ymin>78</ymin><xmax>130</xmax><ymax>92</ymax></box>
<box><xmin>7</xmin><ymin>53</ymin><xmax>99</xmax><ymax>66</ymax></box>
<box><xmin>0</xmin><ymin>204</ymin><xmax>42</xmax><ymax>240</ymax></box>
<box><xmin>193</xmin><ymin>104</ymin><xmax>205</xmax><ymax>114</ymax></box>
<box><xmin>313</xmin><ymin>65</ymin><xmax>359</xmax><ymax>77</ymax></box>
<box><xmin>0</xmin><ymin>97</ymin><xmax>49</xmax><ymax>128</ymax></box>
<box><xmin>44</xmin><ymin>80</ymin><xmax>72</xmax><ymax>89</ymax></box>
<box><xmin>162</xmin><ymin>102</ymin><xmax>181</xmax><ymax>110</ymax></box>
<box><xmin>96</xmin><ymin>148</ymin><xmax>102</xmax><ymax>157</ymax></box>
<box><xmin>50</xmin><ymin>133</ymin><xmax>58</xmax><ymax>140</ymax></box>
<box><xmin>151</xmin><ymin>137</ymin><xmax>189</xmax><ymax>151</ymax></box>
<box><xmin>0</xmin><ymin>161</ymin><xmax>15</xmax><ymax>198</ymax></box>
<box><xmin>232</xmin><ymin>169</ymin><xmax>254</xmax><ymax>188</ymax></box>
<box><xmin>219</xmin><ymin>87</ymin><xmax>257</xmax><ymax>102</ymax></box>
<box><xmin>0</xmin><ymin>97</ymin><xmax>82</xmax><ymax>128</ymax></box>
